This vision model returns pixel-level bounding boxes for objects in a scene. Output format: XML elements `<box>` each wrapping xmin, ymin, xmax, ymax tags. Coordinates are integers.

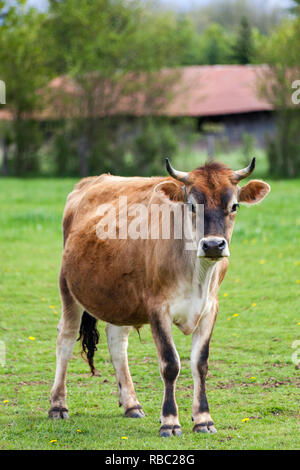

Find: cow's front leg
<box><xmin>106</xmin><ymin>323</ymin><xmax>145</xmax><ymax>418</ymax></box>
<box><xmin>150</xmin><ymin>312</ymin><xmax>181</xmax><ymax>437</ymax></box>
<box><xmin>190</xmin><ymin>304</ymin><xmax>218</xmax><ymax>434</ymax></box>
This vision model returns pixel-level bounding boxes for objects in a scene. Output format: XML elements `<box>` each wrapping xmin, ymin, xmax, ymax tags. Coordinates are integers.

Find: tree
<box><xmin>257</xmin><ymin>17</ymin><xmax>300</xmax><ymax>177</ymax></box>
<box><xmin>231</xmin><ymin>16</ymin><xmax>253</xmax><ymax>64</ymax></box>
<box><xmin>45</xmin><ymin>0</ymin><xmax>190</xmax><ymax>176</ymax></box>
<box><xmin>0</xmin><ymin>0</ymin><xmax>50</xmax><ymax>174</ymax></box>
<box><xmin>187</xmin><ymin>0</ymin><xmax>287</xmax><ymax>36</ymax></box>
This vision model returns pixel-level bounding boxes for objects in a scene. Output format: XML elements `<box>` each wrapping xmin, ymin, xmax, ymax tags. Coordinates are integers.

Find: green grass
<box><xmin>0</xmin><ymin>174</ymin><xmax>299</xmax><ymax>450</ymax></box>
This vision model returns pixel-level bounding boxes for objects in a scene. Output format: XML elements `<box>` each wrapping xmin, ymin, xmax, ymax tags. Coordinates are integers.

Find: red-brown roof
<box><xmin>163</xmin><ymin>65</ymin><xmax>273</xmax><ymax>116</ymax></box>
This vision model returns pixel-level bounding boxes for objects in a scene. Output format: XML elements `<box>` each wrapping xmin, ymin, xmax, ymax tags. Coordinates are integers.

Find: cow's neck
<box><xmin>193</xmin><ymin>257</ymin><xmax>217</xmax><ymax>307</ymax></box>
<box><xmin>170</xmin><ymin>255</ymin><xmax>218</xmax><ymax>335</ymax></box>
<box><xmin>194</xmin><ymin>257</ymin><xmax>217</xmax><ymax>287</ymax></box>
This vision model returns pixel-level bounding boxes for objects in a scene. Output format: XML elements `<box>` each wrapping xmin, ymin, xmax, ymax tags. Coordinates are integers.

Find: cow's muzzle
<box><xmin>198</xmin><ymin>237</ymin><xmax>229</xmax><ymax>259</ymax></box>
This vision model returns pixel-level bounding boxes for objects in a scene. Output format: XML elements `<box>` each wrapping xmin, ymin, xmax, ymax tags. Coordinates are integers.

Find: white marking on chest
<box><xmin>169</xmin><ymin>259</ymin><xmax>217</xmax><ymax>335</ymax></box>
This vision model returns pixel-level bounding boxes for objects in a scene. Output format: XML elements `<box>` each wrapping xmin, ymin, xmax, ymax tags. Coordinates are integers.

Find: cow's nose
<box><xmin>200</xmin><ymin>237</ymin><xmax>228</xmax><ymax>258</ymax></box>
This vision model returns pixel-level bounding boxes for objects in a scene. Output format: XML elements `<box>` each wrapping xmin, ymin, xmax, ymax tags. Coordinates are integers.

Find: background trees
<box><xmin>0</xmin><ymin>0</ymin><xmax>51</xmax><ymax>174</ymax></box>
<box><xmin>38</xmin><ymin>0</ymin><xmax>193</xmax><ymax>176</ymax></box>
<box><xmin>257</xmin><ymin>1</ymin><xmax>300</xmax><ymax>177</ymax></box>
<box><xmin>0</xmin><ymin>0</ymin><xmax>299</xmax><ymax>177</ymax></box>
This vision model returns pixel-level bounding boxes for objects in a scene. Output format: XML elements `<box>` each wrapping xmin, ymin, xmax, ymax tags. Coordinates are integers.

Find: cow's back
<box><xmin>61</xmin><ymin>174</ymin><xmax>169</xmax><ymax>325</ymax></box>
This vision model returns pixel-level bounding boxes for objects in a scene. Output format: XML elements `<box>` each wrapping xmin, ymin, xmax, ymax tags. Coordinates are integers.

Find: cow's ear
<box><xmin>239</xmin><ymin>180</ymin><xmax>270</xmax><ymax>205</ymax></box>
<box><xmin>154</xmin><ymin>181</ymin><xmax>185</xmax><ymax>202</ymax></box>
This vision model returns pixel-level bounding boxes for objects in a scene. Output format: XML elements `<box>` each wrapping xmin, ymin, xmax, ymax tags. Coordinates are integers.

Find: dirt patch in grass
<box><xmin>17</xmin><ymin>380</ymin><xmax>49</xmax><ymax>386</ymax></box>
<box><xmin>212</xmin><ymin>377</ymin><xmax>299</xmax><ymax>390</ymax></box>
<box><xmin>260</xmin><ymin>377</ymin><xmax>300</xmax><ymax>388</ymax></box>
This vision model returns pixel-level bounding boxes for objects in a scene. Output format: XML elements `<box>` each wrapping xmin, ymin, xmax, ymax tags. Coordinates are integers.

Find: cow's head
<box><xmin>165</xmin><ymin>158</ymin><xmax>270</xmax><ymax>260</ymax></box>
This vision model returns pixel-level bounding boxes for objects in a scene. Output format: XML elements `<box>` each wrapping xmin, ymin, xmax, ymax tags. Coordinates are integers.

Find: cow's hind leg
<box><xmin>149</xmin><ymin>312</ymin><xmax>181</xmax><ymax>437</ymax></box>
<box><xmin>106</xmin><ymin>324</ymin><xmax>145</xmax><ymax>418</ymax></box>
<box><xmin>49</xmin><ymin>274</ymin><xmax>83</xmax><ymax>419</ymax></box>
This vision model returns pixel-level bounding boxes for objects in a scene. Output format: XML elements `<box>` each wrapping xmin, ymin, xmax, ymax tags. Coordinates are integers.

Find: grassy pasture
<box><xmin>0</xmin><ymin>174</ymin><xmax>299</xmax><ymax>450</ymax></box>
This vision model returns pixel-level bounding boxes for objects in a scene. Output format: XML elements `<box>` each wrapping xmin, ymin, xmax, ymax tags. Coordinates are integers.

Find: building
<box><xmin>0</xmin><ymin>65</ymin><xmax>275</xmax><ymax>147</ymax></box>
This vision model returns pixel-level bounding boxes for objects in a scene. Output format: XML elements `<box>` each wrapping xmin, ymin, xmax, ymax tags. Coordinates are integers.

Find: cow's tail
<box><xmin>78</xmin><ymin>311</ymin><xmax>100</xmax><ymax>376</ymax></box>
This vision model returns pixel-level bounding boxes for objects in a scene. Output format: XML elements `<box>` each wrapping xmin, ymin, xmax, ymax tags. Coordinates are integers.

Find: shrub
<box><xmin>133</xmin><ymin>118</ymin><xmax>178</xmax><ymax>176</ymax></box>
<box><xmin>266</xmin><ymin>110</ymin><xmax>300</xmax><ymax>178</ymax></box>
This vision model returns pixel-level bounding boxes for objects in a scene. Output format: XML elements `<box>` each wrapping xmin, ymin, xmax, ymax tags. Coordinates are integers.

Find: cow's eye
<box><xmin>231</xmin><ymin>203</ymin><xmax>240</xmax><ymax>212</ymax></box>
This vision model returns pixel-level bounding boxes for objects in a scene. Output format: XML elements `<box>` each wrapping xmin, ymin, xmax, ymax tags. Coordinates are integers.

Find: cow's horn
<box><xmin>234</xmin><ymin>157</ymin><xmax>256</xmax><ymax>181</ymax></box>
<box><xmin>165</xmin><ymin>158</ymin><xmax>189</xmax><ymax>183</ymax></box>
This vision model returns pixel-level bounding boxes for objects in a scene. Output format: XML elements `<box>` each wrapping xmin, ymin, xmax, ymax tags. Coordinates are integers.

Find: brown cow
<box><xmin>49</xmin><ymin>158</ymin><xmax>270</xmax><ymax>437</ymax></box>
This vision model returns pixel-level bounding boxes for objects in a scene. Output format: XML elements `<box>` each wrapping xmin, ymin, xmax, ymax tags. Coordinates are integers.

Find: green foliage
<box><xmin>188</xmin><ymin>0</ymin><xmax>287</xmax><ymax>36</ymax></box>
<box><xmin>199</xmin><ymin>24</ymin><xmax>233</xmax><ymax>65</ymax></box>
<box><xmin>0</xmin><ymin>0</ymin><xmax>296</xmax><ymax>177</ymax></box>
<box><xmin>258</xmin><ymin>17</ymin><xmax>300</xmax><ymax>177</ymax></box>
<box><xmin>43</xmin><ymin>117</ymin><xmax>180</xmax><ymax>177</ymax></box>
<box><xmin>231</xmin><ymin>16</ymin><xmax>253</xmax><ymax>64</ymax></box>
<box><xmin>12</xmin><ymin>119</ymin><xmax>43</xmax><ymax>176</ymax></box>
<box><xmin>0</xmin><ymin>1</ymin><xmax>53</xmax><ymax>175</ymax></box>
<box><xmin>0</xmin><ymin>1</ymin><xmax>49</xmax><ymax>114</ymax></box>
<box><xmin>133</xmin><ymin>119</ymin><xmax>178</xmax><ymax>175</ymax></box>
<box><xmin>43</xmin><ymin>0</ymin><xmax>192</xmax><ymax>176</ymax></box>
<box><xmin>266</xmin><ymin>110</ymin><xmax>300</xmax><ymax>178</ymax></box>
<box><xmin>181</xmin><ymin>23</ymin><xmax>233</xmax><ymax>66</ymax></box>
<box><xmin>241</xmin><ymin>132</ymin><xmax>255</xmax><ymax>167</ymax></box>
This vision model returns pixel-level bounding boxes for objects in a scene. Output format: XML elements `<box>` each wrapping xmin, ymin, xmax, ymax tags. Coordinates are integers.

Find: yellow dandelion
<box><xmin>223</xmin><ymin>293</ymin><xmax>228</xmax><ymax>297</ymax></box>
<box><xmin>295</xmin><ymin>261</ymin><xmax>299</xmax><ymax>266</ymax></box>
<box><xmin>232</xmin><ymin>314</ymin><xmax>239</xmax><ymax>317</ymax></box>
<box><xmin>121</xmin><ymin>436</ymin><xmax>128</xmax><ymax>440</ymax></box>
<box><xmin>49</xmin><ymin>440</ymin><xmax>57</xmax><ymax>443</ymax></box>
<box><xmin>296</xmin><ymin>280</ymin><xmax>300</xmax><ymax>285</ymax></box>
<box><xmin>41</xmin><ymin>297</ymin><xmax>46</xmax><ymax>302</ymax></box>
<box><xmin>252</xmin><ymin>303</ymin><xmax>256</xmax><ymax>307</ymax></box>
<box><xmin>28</xmin><ymin>336</ymin><xmax>35</xmax><ymax>341</ymax></box>
<box><xmin>49</xmin><ymin>305</ymin><xmax>55</xmax><ymax>309</ymax></box>
<box><xmin>77</xmin><ymin>429</ymin><xmax>82</xmax><ymax>433</ymax></box>
<box><xmin>227</xmin><ymin>317</ymin><xmax>232</xmax><ymax>321</ymax></box>
<box><xmin>235</xmin><ymin>278</ymin><xmax>240</xmax><ymax>284</ymax></box>
<box><xmin>53</xmin><ymin>310</ymin><xmax>58</xmax><ymax>315</ymax></box>
<box><xmin>233</xmin><ymin>333</ymin><xmax>238</xmax><ymax>337</ymax></box>
<box><xmin>242</xmin><ymin>418</ymin><xmax>250</xmax><ymax>422</ymax></box>
<box><xmin>298</xmin><ymin>322</ymin><xmax>300</xmax><ymax>326</ymax></box>
<box><xmin>259</xmin><ymin>259</ymin><xmax>265</xmax><ymax>265</ymax></box>
<box><xmin>250</xmin><ymin>376</ymin><xmax>256</xmax><ymax>380</ymax></box>
<box><xmin>3</xmin><ymin>400</ymin><xmax>9</xmax><ymax>404</ymax></box>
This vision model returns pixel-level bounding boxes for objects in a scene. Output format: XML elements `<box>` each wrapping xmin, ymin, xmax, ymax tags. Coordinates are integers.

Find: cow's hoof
<box><xmin>48</xmin><ymin>407</ymin><xmax>69</xmax><ymax>419</ymax></box>
<box><xmin>208</xmin><ymin>424</ymin><xmax>217</xmax><ymax>433</ymax></box>
<box><xmin>125</xmin><ymin>406</ymin><xmax>145</xmax><ymax>418</ymax></box>
<box><xmin>193</xmin><ymin>423</ymin><xmax>217</xmax><ymax>434</ymax></box>
<box><xmin>159</xmin><ymin>425</ymin><xmax>173</xmax><ymax>438</ymax></box>
<box><xmin>159</xmin><ymin>425</ymin><xmax>182</xmax><ymax>437</ymax></box>
<box><xmin>172</xmin><ymin>425</ymin><xmax>182</xmax><ymax>436</ymax></box>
